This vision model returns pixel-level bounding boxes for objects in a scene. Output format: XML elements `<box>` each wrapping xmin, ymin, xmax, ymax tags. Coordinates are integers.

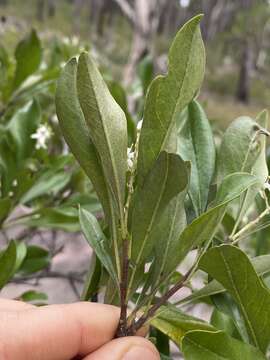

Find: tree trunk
<box><xmin>124</xmin><ymin>0</ymin><xmax>163</xmax><ymax>85</ymax></box>
<box><xmin>236</xmin><ymin>40</ymin><xmax>252</xmax><ymax>103</ymax></box>
<box><xmin>48</xmin><ymin>0</ymin><xmax>56</xmax><ymax>17</ymax></box>
<box><xmin>73</xmin><ymin>0</ymin><xmax>86</xmax><ymax>32</ymax></box>
<box><xmin>36</xmin><ymin>0</ymin><xmax>45</xmax><ymax>21</ymax></box>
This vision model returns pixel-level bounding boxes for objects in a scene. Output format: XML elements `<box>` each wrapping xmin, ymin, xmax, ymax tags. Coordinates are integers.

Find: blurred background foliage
<box><xmin>1</xmin><ymin>0</ymin><xmax>270</xmax><ymax>127</ymax></box>
<box><xmin>0</xmin><ymin>0</ymin><xmax>270</xmax><ymax>311</ymax></box>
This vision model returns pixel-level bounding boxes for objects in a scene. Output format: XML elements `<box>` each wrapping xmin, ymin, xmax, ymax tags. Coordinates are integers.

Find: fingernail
<box><xmin>123</xmin><ymin>345</ymin><xmax>159</xmax><ymax>360</ymax></box>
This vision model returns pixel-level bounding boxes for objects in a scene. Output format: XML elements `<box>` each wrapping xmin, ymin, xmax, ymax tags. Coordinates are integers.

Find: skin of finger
<box><xmin>82</xmin><ymin>336</ymin><xmax>160</xmax><ymax>360</ymax></box>
<box><xmin>0</xmin><ymin>299</ymin><xmax>35</xmax><ymax>312</ymax></box>
<box><xmin>0</xmin><ymin>302</ymin><xmax>120</xmax><ymax>360</ymax></box>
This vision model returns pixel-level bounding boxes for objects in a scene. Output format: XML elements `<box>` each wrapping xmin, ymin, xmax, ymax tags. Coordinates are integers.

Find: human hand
<box><xmin>0</xmin><ymin>299</ymin><xmax>159</xmax><ymax>360</ymax></box>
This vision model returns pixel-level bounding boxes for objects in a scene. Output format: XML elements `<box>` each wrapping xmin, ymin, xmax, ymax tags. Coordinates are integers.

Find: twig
<box><xmin>127</xmin><ymin>245</ymin><xmax>208</xmax><ymax>334</ymax></box>
<box><xmin>231</xmin><ymin>190</ymin><xmax>270</xmax><ymax>244</ymax></box>
<box><xmin>116</xmin><ymin>237</ymin><xmax>129</xmax><ymax>337</ymax></box>
<box><xmin>127</xmin><ymin>267</ymin><xmax>194</xmax><ymax>335</ymax></box>
<box><xmin>117</xmin><ymin>127</ymin><xmax>141</xmax><ymax>337</ymax></box>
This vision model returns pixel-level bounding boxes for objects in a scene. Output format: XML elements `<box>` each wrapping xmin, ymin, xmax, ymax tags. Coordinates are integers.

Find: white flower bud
<box><xmin>137</xmin><ymin>120</ymin><xmax>143</xmax><ymax>131</ymax></box>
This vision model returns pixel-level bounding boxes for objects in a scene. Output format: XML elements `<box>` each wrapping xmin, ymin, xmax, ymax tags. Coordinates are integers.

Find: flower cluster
<box><xmin>127</xmin><ymin>147</ymin><xmax>135</xmax><ymax>171</ymax></box>
<box><xmin>31</xmin><ymin>124</ymin><xmax>52</xmax><ymax>150</ymax></box>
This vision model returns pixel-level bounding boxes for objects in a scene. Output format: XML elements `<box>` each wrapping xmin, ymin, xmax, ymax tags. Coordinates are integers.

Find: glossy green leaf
<box><xmin>137</xmin><ymin>14</ymin><xmax>205</xmax><ymax>185</ymax></box>
<box><xmin>77</xmin><ymin>52</ymin><xmax>127</xmax><ymax>221</ymax></box>
<box><xmin>199</xmin><ymin>245</ymin><xmax>270</xmax><ymax>353</ymax></box>
<box><xmin>151</xmin><ymin>305</ymin><xmax>214</xmax><ymax>345</ymax></box>
<box><xmin>179</xmin><ymin>253</ymin><xmax>270</xmax><ymax>304</ymax></box>
<box><xmin>178</xmin><ymin>100</ymin><xmax>215</xmax><ymax>215</ymax></box>
<box><xmin>169</xmin><ymin>173</ymin><xmax>258</xmax><ymax>270</ymax></box>
<box><xmin>79</xmin><ymin>207</ymin><xmax>118</xmax><ymax>284</ymax></box>
<box><xmin>0</xmin><ymin>241</ymin><xmax>17</xmax><ymax>289</ymax></box>
<box><xmin>13</xmin><ymin>30</ymin><xmax>42</xmax><ymax>89</ymax></box>
<box><xmin>182</xmin><ymin>330</ymin><xmax>266</xmax><ymax>360</ymax></box>
<box><xmin>19</xmin><ymin>245</ymin><xmax>50</xmax><ymax>275</ymax></box>
<box><xmin>131</xmin><ymin>152</ymin><xmax>189</xmax><ymax>268</ymax></box>
<box><xmin>55</xmin><ymin>58</ymin><xmax>111</xmax><ymax>222</ymax></box>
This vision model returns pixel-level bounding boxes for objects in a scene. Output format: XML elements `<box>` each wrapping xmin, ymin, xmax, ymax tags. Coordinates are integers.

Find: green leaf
<box><xmin>13</xmin><ymin>30</ymin><xmax>42</xmax><ymax>89</ymax></box>
<box><xmin>77</xmin><ymin>52</ymin><xmax>127</xmax><ymax>222</ymax></box>
<box><xmin>148</xmin><ymin>181</ymin><xmax>189</xmax><ymax>290</ymax></box>
<box><xmin>138</xmin><ymin>55</ymin><xmax>154</xmax><ymax>94</ymax></box>
<box><xmin>199</xmin><ymin>245</ymin><xmax>270</xmax><ymax>353</ymax></box>
<box><xmin>0</xmin><ymin>241</ymin><xmax>17</xmax><ymax>289</ymax></box>
<box><xmin>19</xmin><ymin>290</ymin><xmax>48</xmax><ymax>303</ymax></box>
<box><xmin>19</xmin><ymin>245</ymin><xmax>50</xmax><ymax>274</ymax></box>
<box><xmin>0</xmin><ymin>197</ymin><xmax>12</xmax><ymax>224</ymax></box>
<box><xmin>235</xmin><ymin>110</ymin><xmax>269</xmax><ymax>226</ymax></box>
<box><xmin>182</xmin><ymin>330</ymin><xmax>267</xmax><ymax>360</ymax></box>
<box><xmin>81</xmin><ymin>254</ymin><xmax>102</xmax><ymax>301</ymax></box>
<box><xmin>153</xmin><ymin>328</ymin><xmax>170</xmax><ymax>356</ymax></box>
<box><xmin>210</xmin><ymin>308</ymin><xmax>240</xmax><ymax>338</ymax></box>
<box><xmin>79</xmin><ymin>207</ymin><xmax>118</xmax><ymax>284</ymax></box>
<box><xmin>21</xmin><ymin>170</ymin><xmax>71</xmax><ymax>203</ymax></box>
<box><xmin>178</xmin><ymin>100</ymin><xmax>215</xmax><ymax>215</ymax></box>
<box><xmin>217</xmin><ymin>116</ymin><xmax>268</xmax><ymax>182</ymax></box>
<box><xmin>8</xmin><ymin>99</ymin><xmax>41</xmax><ymax>162</ymax></box>
<box><xmin>0</xmin><ymin>100</ymin><xmax>40</xmax><ymax>195</ymax></box>
<box><xmin>179</xmin><ymin>253</ymin><xmax>270</xmax><ymax>304</ymax></box>
<box><xmin>169</xmin><ymin>173</ymin><xmax>258</xmax><ymax>270</ymax></box>
<box><xmin>137</xmin><ymin>14</ymin><xmax>205</xmax><ymax>185</ymax></box>
<box><xmin>55</xmin><ymin>58</ymin><xmax>111</xmax><ymax>222</ymax></box>
<box><xmin>131</xmin><ymin>152</ymin><xmax>189</xmax><ymax>270</ymax></box>
<box><xmin>14</xmin><ymin>242</ymin><xmax>27</xmax><ymax>273</ymax></box>
<box><xmin>151</xmin><ymin>305</ymin><xmax>214</xmax><ymax>345</ymax></box>
<box><xmin>22</xmin><ymin>207</ymin><xmax>80</xmax><ymax>232</ymax></box>
<box><xmin>108</xmin><ymin>80</ymin><xmax>136</xmax><ymax>144</ymax></box>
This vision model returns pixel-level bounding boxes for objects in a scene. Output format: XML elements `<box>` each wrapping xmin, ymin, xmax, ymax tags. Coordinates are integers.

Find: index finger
<box><xmin>0</xmin><ymin>302</ymin><xmax>120</xmax><ymax>360</ymax></box>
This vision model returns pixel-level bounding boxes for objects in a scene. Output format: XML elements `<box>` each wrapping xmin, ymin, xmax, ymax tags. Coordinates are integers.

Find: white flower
<box><xmin>127</xmin><ymin>147</ymin><xmax>135</xmax><ymax>170</ymax></box>
<box><xmin>62</xmin><ymin>36</ymin><xmax>70</xmax><ymax>45</ymax></box>
<box><xmin>51</xmin><ymin>114</ymin><xmax>58</xmax><ymax>123</ymax></box>
<box><xmin>12</xmin><ymin>179</ymin><xmax>18</xmax><ymax>187</ymax></box>
<box><xmin>137</xmin><ymin>120</ymin><xmax>143</xmax><ymax>131</ymax></box>
<box><xmin>8</xmin><ymin>191</ymin><xmax>14</xmax><ymax>197</ymax></box>
<box><xmin>264</xmin><ymin>182</ymin><xmax>270</xmax><ymax>192</ymax></box>
<box><xmin>71</xmin><ymin>36</ymin><xmax>79</xmax><ymax>46</ymax></box>
<box><xmin>31</xmin><ymin>124</ymin><xmax>52</xmax><ymax>150</ymax></box>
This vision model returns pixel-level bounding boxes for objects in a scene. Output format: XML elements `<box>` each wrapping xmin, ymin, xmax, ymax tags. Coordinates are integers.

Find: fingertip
<box><xmin>83</xmin><ymin>336</ymin><xmax>160</xmax><ymax>360</ymax></box>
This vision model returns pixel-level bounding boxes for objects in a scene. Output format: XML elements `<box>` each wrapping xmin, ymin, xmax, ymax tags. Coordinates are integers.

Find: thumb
<box><xmin>83</xmin><ymin>336</ymin><xmax>160</xmax><ymax>360</ymax></box>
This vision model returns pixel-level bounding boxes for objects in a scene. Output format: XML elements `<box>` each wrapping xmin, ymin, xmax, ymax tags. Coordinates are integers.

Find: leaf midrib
<box><xmin>219</xmin><ymin>251</ymin><xmax>259</xmax><ymax>348</ymax></box>
<box><xmin>155</xmin><ymin>24</ymin><xmax>198</xmax><ymax>175</ymax></box>
<box><xmin>82</xmin><ymin>58</ymin><xmax>124</xmax><ymax>220</ymax></box>
<box><xmin>134</xmin><ymin>155</ymin><xmax>170</xmax><ymax>267</ymax></box>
